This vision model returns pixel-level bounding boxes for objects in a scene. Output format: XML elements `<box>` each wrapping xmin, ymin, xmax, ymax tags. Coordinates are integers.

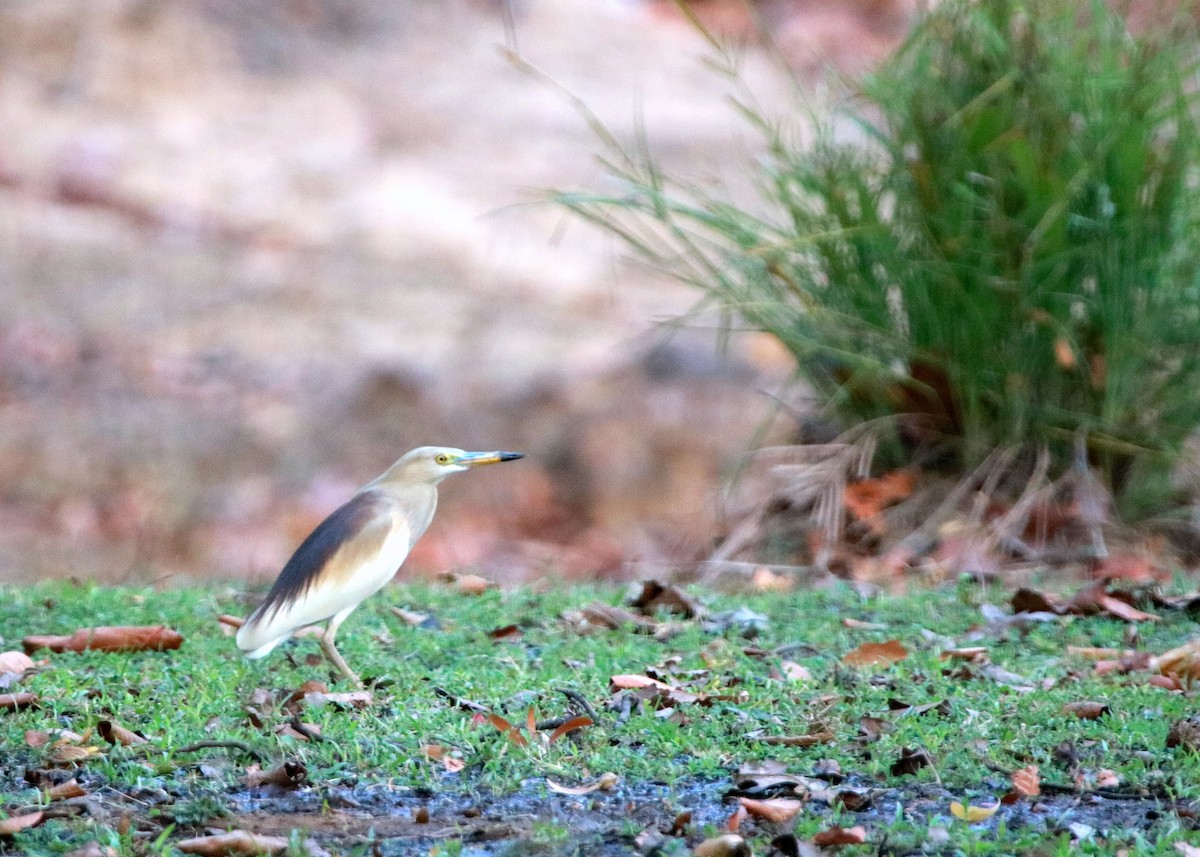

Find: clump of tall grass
<box><xmin>557</xmin><ymin>0</ymin><xmax>1200</xmax><ymax>516</ymax></box>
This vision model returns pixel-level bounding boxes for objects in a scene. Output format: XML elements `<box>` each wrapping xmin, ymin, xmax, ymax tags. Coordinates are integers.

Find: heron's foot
<box><xmin>320</xmin><ymin>636</ymin><xmax>363</xmax><ymax>688</ymax></box>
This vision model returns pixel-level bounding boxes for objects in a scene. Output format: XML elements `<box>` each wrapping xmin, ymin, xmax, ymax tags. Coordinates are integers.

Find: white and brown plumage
<box><xmin>236</xmin><ymin>446</ymin><xmax>523</xmax><ymax>685</ymax></box>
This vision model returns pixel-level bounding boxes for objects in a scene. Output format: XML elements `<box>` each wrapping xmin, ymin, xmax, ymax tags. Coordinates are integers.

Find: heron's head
<box><xmin>387</xmin><ymin>446</ymin><xmax>525</xmax><ymax>485</ymax></box>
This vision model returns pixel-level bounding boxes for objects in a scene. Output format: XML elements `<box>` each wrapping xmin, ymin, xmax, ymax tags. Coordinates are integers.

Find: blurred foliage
<box><xmin>559</xmin><ymin>0</ymin><xmax>1200</xmax><ymax>516</ymax></box>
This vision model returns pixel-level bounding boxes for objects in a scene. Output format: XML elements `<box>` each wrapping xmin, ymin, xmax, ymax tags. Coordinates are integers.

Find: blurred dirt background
<box><xmin>0</xmin><ymin>0</ymin><xmax>917</xmax><ymax>586</ymax></box>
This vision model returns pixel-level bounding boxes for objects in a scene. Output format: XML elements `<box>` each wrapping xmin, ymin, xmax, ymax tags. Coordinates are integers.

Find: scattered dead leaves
<box><xmin>1010</xmin><ymin>765</ymin><xmax>1040</xmax><ymax>799</ymax></box>
<box><xmin>22</xmin><ymin>625</ymin><xmax>183</xmax><ymax>654</ymax></box>
<box><xmin>176</xmin><ymin>830</ymin><xmax>317</xmax><ymax>856</ymax></box>
<box><xmin>693</xmin><ymin>834</ymin><xmax>750</xmax><ymax>857</ymax></box>
<box><xmin>0</xmin><ymin>650</ymin><xmax>34</xmax><ymax>680</ymax></box>
<box><xmin>439</xmin><ymin>572</ymin><xmax>494</xmax><ymax>595</ymax></box>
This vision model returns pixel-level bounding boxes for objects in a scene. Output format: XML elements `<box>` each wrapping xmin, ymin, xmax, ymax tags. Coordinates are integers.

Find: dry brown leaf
<box><xmin>176</xmin><ymin>830</ymin><xmax>290</xmax><ymax>855</ymax></box>
<box><xmin>443</xmin><ymin>757</ymin><xmax>464</xmax><ymax>773</ymax></box>
<box><xmin>65</xmin><ymin>843</ymin><xmax>119</xmax><ymax>857</ymax></box>
<box><xmin>0</xmin><ymin>650</ymin><xmax>34</xmax><ymax>677</ymax></box>
<box><xmin>97</xmin><ymin>719</ymin><xmax>147</xmax><ymax>746</ymax></box>
<box><xmin>1153</xmin><ymin>639</ymin><xmax>1200</xmax><ymax>686</ymax></box>
<box><xmin>610</xmin><ymin>674</ymin><xmax>673</xmax><ymax>691</ymax></box>
<box><xmin>486</xmin><ymin>713</ymin><xmax>528</xmax><ymax>747</ymax></box>
<box><xmin>940</xmin><ymin>647</ymin><xmax>988</xmax><ymax>662</ymax></box>
<box><xmin>725</xmin><ymin>805</ymin><xmax>747</xmax><ymax>833</ymax></box>
<box><xmin>548</xmin><ymin>715</ymin><xmax>594</xmax><ymax>744</ymax></box>
<box><xmin>693</xmin><ymin>834</ymin><xmax>750</xmax><ymax>857</ymax></box>
<box><xmin>24</xmin><ymin>730</ymin><xmax>50</xmax><ymax>748</ymax></box>
<box><xmin>890</xmin><ymin>746</ymin><xmax>933</xmax><ymax>777</ymax></box>
<box><xmin>216</xmin><ymin>615</ymin><xmax>243</xmax><ymax>636</ymax></box>
<box><xmin>0</xmin><ymin>692</ymin><xmax>38</xmax><ymax>711</ymax></box>
<box><xmin>22</xmin><ymin>626</ymin><xmax>183</xmax><ymax>654</ymax></box>
<box><xmin>1063</xmin><ymin>701</ymin><xmax>1111</xmax><ymax>720</ymax></box>
<box><xmin>750</xmin><ymin>567</ymin><xmax>794</xmax><ymax>592</ymax></box>
<box><xmin>0</xmin><ymin>811</ymin><xmax>44</xmax><ymax>836</ymax></box>
<box><xmin>842</xmin><ymin>639</ymin><xmax>908</xmax><ymax>667</ymax></box>
<box><xmin>421</xmin><ymin>744</ymin><xmax>446</xmax><ymax>760</ymax></box>
<box><xmin>738</xmin><ymin>797</ymin><xmax>803</xmax><ymax>823</ymax></box>
<box><xmin>48</xmin><ymin>778</ymin><xmax>88</xmax><ymax>800</ymax></box>
<box><xmin>1012</xmin><ymin>588</ymin><xmax>1063</xmax><ymax>615</ymax></box>
<box><xmin>440</xmin><ymin>572</ymin><xmax>494</xmax><ymax>595</ymax></box>
<box><xmin>488</xmin><ymin>624</ymin><xmax>523</xmax><ymax>643</ymax></box>
<box><xmin>546</xmin><ymin>771</ymin><xmax>618</xmax><ymax>795</ymax></box>
<box><xmin>629</xmin><ymin>580</ymin><xmax>703</xmax><ymax>619</ymax></box>
<box><xmin>1011</xmin><ymin>765</ymin><xmax>1040</xmax><ymax>798</ymax></box>
<box><xmin>576</xmin><ymin>602</ymin><xmax>659</xmax><ymax>632</ymax></box>
<box><xmin>47</xmin><ymin>743</ymin><xmax>102</xmax><ymax>765</ymax></box>
<box><xmin>778</xmin><ymin>660</ymin><xmax>812</xmax><ymax>681</ymax></box>
<box><xmin>843</xmin><ymin>470</ymin><xmax>914</xmax><ymax>521</ymax></box>
<box><xmin>390</xmin><ymin>606</ymin><xmax>431</xmax><ymax>627</ymax></box>
<box><xmin>842</xmin><ymin>617</ymin><xmax>887</xmax><ymax>630</ymax></box>
<box><xmin>246</xmin><ymin>760</ymin><xmax>307</xmax><ymax>788</ymax></box>
<box><xmin>302</xmin><ymin>690</ymin><xmax>373</xmax><ymax>710</ymax></box>
<box><xmin>757</xmin><ymin>732</ymin><xmax>835</xmax><ymax>747</ymax></box>
<box><xmin>812</xmin><ymin>824</ymin><xmax>868</xmax><ymax>846</ymax></box>
<box><xmin>1069</xmin><ymin>646</ymin><xmax>1136</xmax><ymax>660</ymax></box>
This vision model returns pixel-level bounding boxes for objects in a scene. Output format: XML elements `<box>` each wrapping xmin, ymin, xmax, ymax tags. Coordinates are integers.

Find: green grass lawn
<box><xmin>1</xmin><ymin>578</ymin><xmax>1199</xmax><ymax>855</ymax></box>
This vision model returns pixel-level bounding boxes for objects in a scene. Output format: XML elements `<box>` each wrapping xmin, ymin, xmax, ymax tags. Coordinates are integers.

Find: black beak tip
<box><xmin>499</xmin><ymin>452</ymin><xmax>525</xmax><ymax>462</ymax></box>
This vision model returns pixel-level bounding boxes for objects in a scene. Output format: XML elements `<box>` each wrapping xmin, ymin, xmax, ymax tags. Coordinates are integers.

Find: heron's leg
<box><xmin>321</xmin><ymin>607</ymin><xmax>362</xmax><ymax>688</ymax></box>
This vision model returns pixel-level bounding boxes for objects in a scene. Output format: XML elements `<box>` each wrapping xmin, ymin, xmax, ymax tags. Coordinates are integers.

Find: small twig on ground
<box><xmin>559</xmin><ymin>687</ymin><xmax>599</xmax><ymax>723</ymax></box>
<box><xmin>433</xmin><ymin>686</ymin><xmax>490</xmax><ymax>714</ymax></box>
<box><xmin>173</xmin><ymin>740</ymin><xmax>262</xmax><ymax>760</ymax></box>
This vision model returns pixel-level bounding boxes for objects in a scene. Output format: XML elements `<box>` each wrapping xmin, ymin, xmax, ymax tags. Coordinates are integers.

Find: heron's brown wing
<box><xmin>237</xmin><ymin>490</ymin><xmax>394</xmax><ymax>653</ymax></box>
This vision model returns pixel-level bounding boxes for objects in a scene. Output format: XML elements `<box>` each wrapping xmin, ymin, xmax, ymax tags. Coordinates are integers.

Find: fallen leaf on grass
<box><xmin>302</xmin><ymin>690</ymin><xmax>373</xmax><ymax>710</ymax></box>
<box><xmin>610</xmin><ymin>674</ymin><xmax>672</xmax><ymax>691</ymax></box>
<box><xmin>246</xmin><ymin>760</ymin><xmax>307</xmax><ymax>788</ymax></box>
<box><xmin>47</xmin><ymin>742</ymin><xmax>102</xmax><ymax>765</ymax></box>
<box><xmin>777</xmin><ymin>661</ymin><xmax>812</xmax><ymax>682</ymax></box>
<box><xmin>274</xmin><ymin>721</ymin><xmax>321</xmax><ymax>742</ymax></box>
<box><xmin>950</xmin><ymin>801</ymin><xmax>999</xmax><ymax>822</ymax></box>
<box><xmin>1068</xmin><ymin>646</ymin><xmax>1137</xmax><ymax>661</ymax></box>
<box><xmin>1166</xmin><ymin>716</ymin><xmax>1200</xmax><ymax>751</ymax></box>
<box><xmin>176</xmin><ymin>830</ymin><xmax>291</xmax><ymax>855</ymax></box>
<box><xmin>390</xmin><ymin>606</ymin><xmax>434</xmax><ymax>628</ymax></box>
<box><xmin>738</xmin><ymin>797</ymin><xmax>803</xmax><ymax>823</ymax></box>
<box><xmin>629</xmin><ymin>579</ymin><xmax>704</xmax><ymax>619</ymax></box>
<box><xmin>842</xmin><ymin>639</ymin><xmax>908</xmax><ymax>667</ymax></box>
<box><xmin>756</xmin><ymin>732</ymin><xmax>835</xmax><ymax>748</ymax></box>
<box><xmin>0</xmin><ymin>692</ymin><xmax>38</xmax><ymax>711</ymax></box>
<box><xmin>439</xmin><ymin>572</ymin><xmax>494</xmax><ymax>595</ymax></box>
<box><xmin>576</xmin><ymin>602</ymin><xmax>659</xmax><ymax>633</ymax></box>
<box><xmin>216</xmin><ymin>615</ymin><xmax>242</xmax><ymax>636</ymax></box>
<box><xmin>22</xmin><ymin>626</ymin><xmax>183</xmax><ymax>654</ymax></box>
<box><xmin>1011</xmin><ymin>765</ymin><xmax>1040</xmax><ymax>798</ymax></box>
<box><xmin>858</xmin><ymin>715</ymin><xmax>893</xmax><ymax>742</ymax></box>
<box><xmin>65</xmin><ymin>843</ymin><xmax>118</xmax><ymax>857</ymax></box>
<box><xmin>693</xmin><ymin>834</ymin><xmax>750</xmax><ymax>857</ymax></box>
<box><xmin>548</xmin><ymin>715</ymin><xmax>594</xmax><ymax>744</ymax></box>
<box><xmin>47</xmin><ymin>778</ymin><xmax>87</xmax><ymax>800</ymax></box>
<box><xmin>487</xmin><ymin>624</ymin><xmax>523</xmax><ymax>643</ymax></box>
<box><xmin>0</xmin><ymin>811</ymin><xmax>44</xmax><ymax>836</ymax></box>
<box><xmin>1153</xmin><ymin>639</ymin><xmax>1200</xmax><ymax>687</ymax></box>
<box><xmin>842</xmin><ymin>617</ymin><xmax>886</xmax><ymax>630</ymax></box>
<box><xmin>97</xmin><ymin>719</ymin><xmax>147</xmax><ymax>746</ymax></box>
<box><xmin>0</xmin><ymin>650</ymin><xmax>34</xmax><ymax>678</ymax></box>
<box><xmin>725</xmin><ymin>804</ymin><xmax>747</xmax><ymax>832</ymax></box>
<box><xmin>812</xmin><ymin>824</ymin><xmax>867</xmax><ymax>846</ymax></box>
<box><xmin>1074</xmin><ymin>768</ymin><xmax>1120</xmax><ymax>789</ymax></box>
<box><xmin>940</xmin><ymin>647</ymin><xmax>988</xmax><ymax>662</ymax></box>
<box><xmin>890</xmin><ymin>746</ymin><xmax>933</xmax><ymax>777</ymax></box>
<box><xmin>546</xmin><ymin>771</ymin><xmax>618</xmax><ymax>795</ymax></box>
<box><xmin>1063</xmin><ymin>701</ymin><xmax>1110</xmax><ymax>720</ymax></box>
<box><xmin>1012</xmin><ymin>588</ymin><xmax>1063</xmax><ymax>615</ymax></box>
<box><xmin>486</xmin><ymin>713</ymin><xmax>529</xmax><ymax>747</ymax></box>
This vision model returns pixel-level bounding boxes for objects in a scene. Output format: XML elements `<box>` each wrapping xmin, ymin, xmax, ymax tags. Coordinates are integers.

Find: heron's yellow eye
<box><xmin>435</xmin><ymin>453</ymin><xmax>452</xmax><ymax>465</ymax></box>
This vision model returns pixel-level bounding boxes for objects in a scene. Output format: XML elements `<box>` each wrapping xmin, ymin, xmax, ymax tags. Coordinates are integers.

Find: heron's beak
<box><xmin>458</xmin><ymin>451</ymin><xmax>525</xmax><ymax>467</ymax></box>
